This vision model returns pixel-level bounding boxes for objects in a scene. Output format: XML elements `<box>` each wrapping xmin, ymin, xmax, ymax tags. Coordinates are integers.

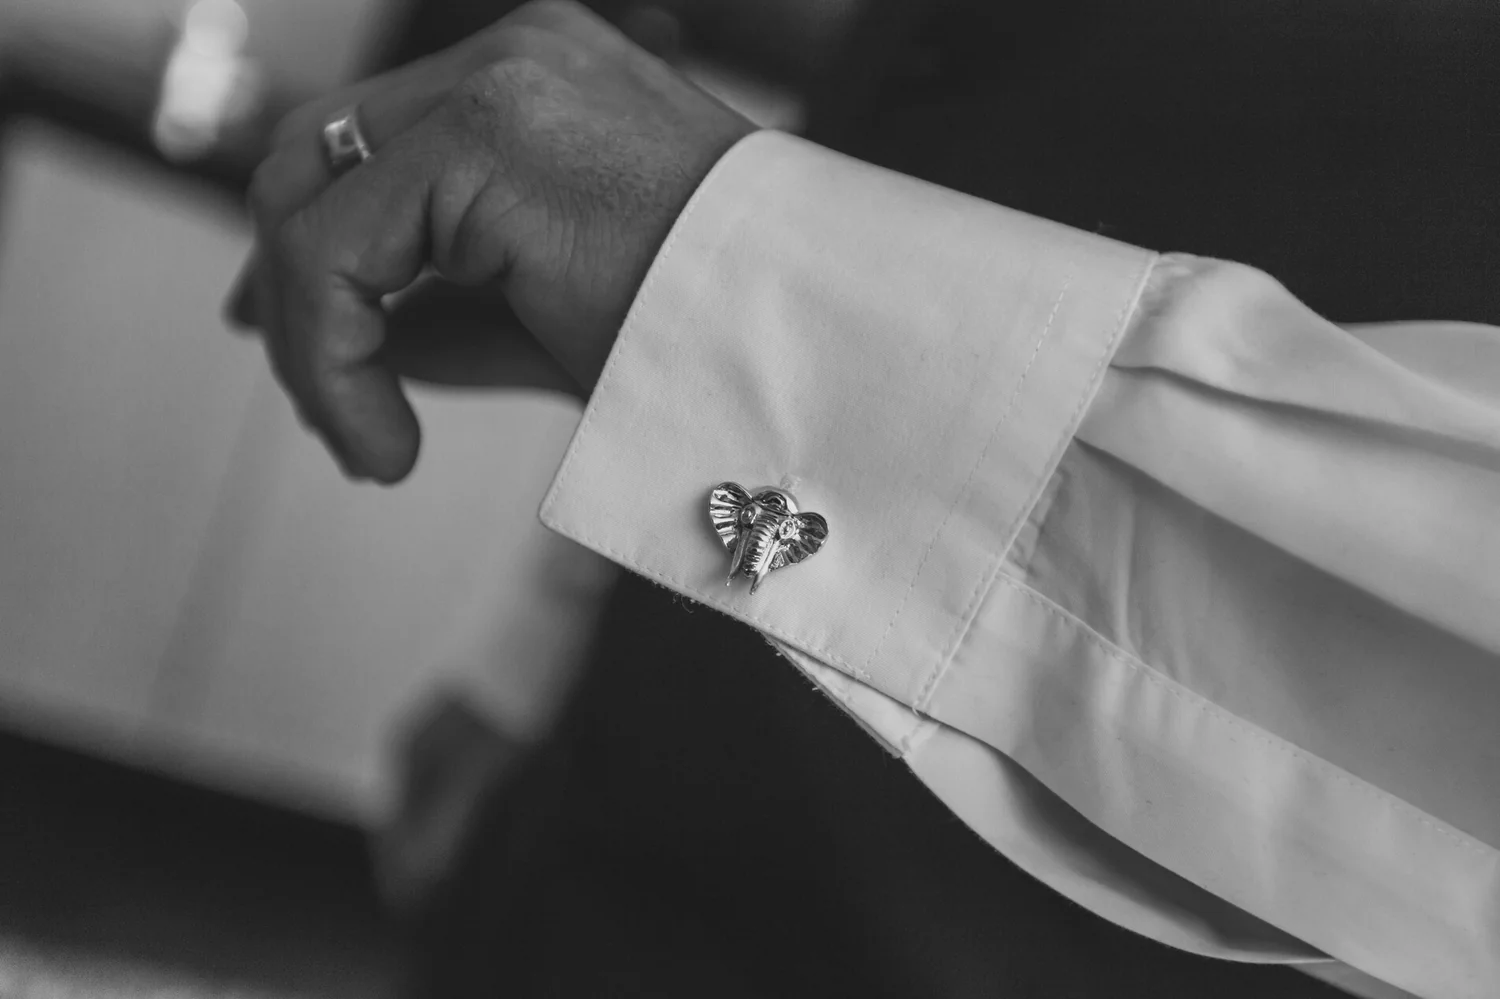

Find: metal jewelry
<box><xmin>709</xmin><ymin>482</ymin><xmax>828</xmax><ymax>594</ymax></box>
<box><xmin>321</xmin><ymin>107</ymin><xmax>373</xmax><ymax>176</ymax></box>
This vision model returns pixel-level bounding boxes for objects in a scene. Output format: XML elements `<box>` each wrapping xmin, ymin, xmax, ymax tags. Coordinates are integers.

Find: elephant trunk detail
<box><xmin>727</xmin><ymin>512</ymin><xmax>783</xmax><ymax>592</ymax></box>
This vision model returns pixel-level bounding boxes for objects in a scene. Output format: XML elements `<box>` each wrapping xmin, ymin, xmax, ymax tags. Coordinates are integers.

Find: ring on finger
<box><xmin>321</xmin><ymin>106</ymin><xmax>373</xmax><ymax>177</ymax></box>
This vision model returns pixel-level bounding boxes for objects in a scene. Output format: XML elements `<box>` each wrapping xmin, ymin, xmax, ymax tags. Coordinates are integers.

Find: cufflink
<box><xmin>709</xmin><ymin>482</ymin><xmax>828</xmax><ymax>594</ymax></box>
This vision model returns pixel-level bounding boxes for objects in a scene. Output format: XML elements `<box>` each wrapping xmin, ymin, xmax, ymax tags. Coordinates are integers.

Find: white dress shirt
<box><xmin>539</xmin><ymin>131</ymin><xmax>1500</xmax><ymax>999</ymax></box>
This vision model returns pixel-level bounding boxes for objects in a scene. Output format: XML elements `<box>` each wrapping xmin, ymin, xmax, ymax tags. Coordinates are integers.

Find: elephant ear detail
<box><xmin>709</xmin><ymin>481</ymin><xmax>754</xmax><ymax>552</ymax></box>
<box><xmin>770</xmin><ymin>513</ymin><xmax>829</xmax><ymax>569</ymax></box>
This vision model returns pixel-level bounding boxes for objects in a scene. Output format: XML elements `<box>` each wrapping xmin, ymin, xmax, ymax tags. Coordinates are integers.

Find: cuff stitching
<box><xmin>917</xmin><ymin>252</ymin><xmax>1158</xmax><ymax>714</ymax></box>
<box><xmin>872</xmin><ymin>268</ymin><xmax>1075</xmax><ymax>698</ymax></box>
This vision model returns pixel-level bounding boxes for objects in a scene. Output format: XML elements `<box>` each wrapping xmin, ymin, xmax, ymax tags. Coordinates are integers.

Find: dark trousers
<box><xmin>414</xmin><ymin>574</ymin><xmax>1344</xmax><ymax>998</ymax></box>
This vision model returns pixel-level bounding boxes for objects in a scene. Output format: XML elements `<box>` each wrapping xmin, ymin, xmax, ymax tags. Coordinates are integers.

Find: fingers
<box><xmin>244</xmin><ymin>0</ymin><xmax>620</xmax><ymax>238</ymax></box>
<box><xmin>233</xmin><ymin>48</ymin><xmax>497</xmax><ymax>444</ymax></box>
<box><xmin>232</xmin><ymin>2</ymin><xmax>628</xmax><ymax>330</ymax></box>
<box><xmin>272</xmin><ymin>120</ymin><xmax>456</xmax><ymax>483</ymax></box>
<box><xmin>265</xmin><ymin>52</ymin><xmax>471</xmax><ymax>204</ymax></box>
<box><xmin>240</xmin><ymin>0</ymin><xmax>647</xmax><ymax>482</ymax></box>
<box><xmin>231</xmin><ymin>70</ymin><xmax>459</xmax><ymax>329</ymax></box>
<box><xmin>232</xmin><ymin>35</ymin><xmax>505</xmax><ymax>330</ymax></box>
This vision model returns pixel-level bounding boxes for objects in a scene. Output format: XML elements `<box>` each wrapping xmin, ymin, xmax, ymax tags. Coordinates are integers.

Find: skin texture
<box><xmin>234</xmin><ymin>1</ymin><xmax>756</xmax><ymax>483</ymax></box>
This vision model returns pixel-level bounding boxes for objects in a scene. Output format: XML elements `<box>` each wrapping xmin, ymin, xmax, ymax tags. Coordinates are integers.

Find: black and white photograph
<box><xmin>0</xmin><ymin>1</ymin><xmax>1495</xmax><ymax>996</ymax></box>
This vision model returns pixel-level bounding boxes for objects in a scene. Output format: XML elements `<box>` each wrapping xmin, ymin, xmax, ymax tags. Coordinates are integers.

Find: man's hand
<box><xmin>235</xmin><ymin>0</ymin><xmax>755</xmax><ymax>483</ymax></box>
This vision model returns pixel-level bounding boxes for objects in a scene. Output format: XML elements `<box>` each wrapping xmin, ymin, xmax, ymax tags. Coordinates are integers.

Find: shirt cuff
<box><xmin>540</xmin><ymin>129</ymin><xmax>1155</xmax><ymax>706</ymax></box>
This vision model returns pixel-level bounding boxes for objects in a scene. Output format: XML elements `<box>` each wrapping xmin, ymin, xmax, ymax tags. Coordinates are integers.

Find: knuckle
<box><xmin>445</xmin><ymin>69</ymin><xmax>495</xmax><ymax>124</ymax></box>
<box><xmin>452</xmin><ymin>62</ymin><xmax>500</xmax><ymax>101</ymax></box>
<box><xmin>449</xmin><ymin>58</ymin><xmax>543</xmax><ymax>121</ymax></box>
<box><xmin>484</xmin><ymin>53</ymin><xmax>551</xmax><ymax>88</ymax></box>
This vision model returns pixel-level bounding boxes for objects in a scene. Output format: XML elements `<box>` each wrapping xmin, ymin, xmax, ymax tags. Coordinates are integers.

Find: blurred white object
<box><xmin>0</xmin><ymin>120</ymin><xmax>614</xmax><ymax>822</ymax></box>
<box><xmin>0</xmin><ymin>0</ymin><xmax>401</xmax><ymax>117</ymax></box>
<box><xmin>152</xmin><ymin>0</ymin><xmax>266</xmax><ymax>162</ymax></box>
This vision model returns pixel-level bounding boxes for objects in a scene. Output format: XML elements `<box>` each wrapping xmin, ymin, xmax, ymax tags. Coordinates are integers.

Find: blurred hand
<box><xmin>232</xmin><ymin>0</ymin><xmax>755</xmax><ymax>482</ymax></box>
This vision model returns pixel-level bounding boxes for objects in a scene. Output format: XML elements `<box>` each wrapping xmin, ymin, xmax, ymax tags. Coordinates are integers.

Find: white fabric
<box><xmin>540</xmin><ymin>131</ymin><xmax>1500</xmax><ymax>999</ymax></box>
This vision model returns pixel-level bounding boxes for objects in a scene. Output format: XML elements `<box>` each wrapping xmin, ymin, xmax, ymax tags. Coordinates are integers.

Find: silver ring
<box><xmin>321</xmin><ymin>107</ymin><xmax>372</xmax><ymax>176</ymax></box>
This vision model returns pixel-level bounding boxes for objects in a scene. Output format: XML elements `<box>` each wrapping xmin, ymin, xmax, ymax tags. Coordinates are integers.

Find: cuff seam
<box><xmin>914</xmin><ymin>251</ymin><xmax>1159</xmax><ymax>715</ymax></box>
<box><xmin>875</xmin><ymin>269</ymin><xmax>1075</xmax><ymax>697</ymax></box>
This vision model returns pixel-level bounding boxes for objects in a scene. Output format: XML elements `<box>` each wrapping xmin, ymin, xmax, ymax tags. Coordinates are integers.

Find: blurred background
<box><xmin>0</xmin><ymin>0</ymin><xmax>1496</xmax><ymax>995</ymax></box>
<box><xmin>0</xmin><ymin>1</ymin><xmax>851</xmax><ymax>995</ymax></box>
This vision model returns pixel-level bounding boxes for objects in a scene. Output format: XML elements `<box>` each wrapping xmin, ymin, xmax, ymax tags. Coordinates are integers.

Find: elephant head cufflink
<box><xmin>709</xmin><ymin>482</ymin><xmax>828</xmax><ymax>594</ymax></box>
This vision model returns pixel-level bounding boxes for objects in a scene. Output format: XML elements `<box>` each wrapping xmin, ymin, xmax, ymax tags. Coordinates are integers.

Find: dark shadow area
<box><xmin>817</xmin><ymin>0</ymin><xmax>1500</xmax><ymax>325</ymax></box>
<box><xmin>0</xmin><ymin>729</ymin><xmax>401</xmax><ymax>995</ymax></box>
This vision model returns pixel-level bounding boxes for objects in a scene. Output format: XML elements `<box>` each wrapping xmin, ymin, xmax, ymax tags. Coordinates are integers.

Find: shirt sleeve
<box><xmin>538</xmin><ymin>130</ymin><xmax>1500</xmax><ymax>999</ymax></box>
